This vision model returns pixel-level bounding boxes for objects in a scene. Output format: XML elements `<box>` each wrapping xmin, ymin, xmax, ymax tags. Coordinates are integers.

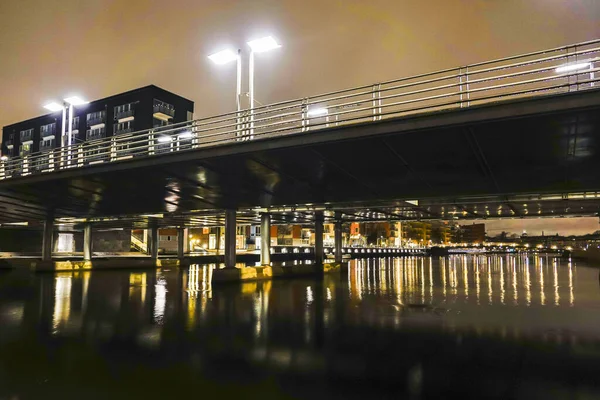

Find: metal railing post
<box><xmin>22</xmin><ymin>155</ymin><xmax>28</xmax><ymax>175</ymax></box>
<box><xmin>49</xmin><ymin>151</ymin><xmax>54</xmax><ymax>171</ymax></box>
<box><xmin>77</xmin><ymin>144</ymin><xmax>83</xmax><ymax>167</ymax></box>
<box><xmin>301</xmin><ymin>99</ymin><xmax>308</xmax><ymax>132</ymax></box>
<box><xmin>110</xmin><ymin>137</ymin><xmax>117</xmax><ymax>161</ymax></box>
<box><xmin>567</xmin><ymin>45</ymin><xmax>578</xmax><ymax>92</ymax></box>
<box><xmin>459</xmin><ymin>67</ymin><xmax>470</xmax><ymax>108</ymax></box>
<box><xmin>149</xmin><ymin>130</ymin><xmax>155</xmax><ymax>156</ymax></box>
<box><xmin>372</xmin><ymin>83</ymin><xmax>382</xmax><ymax>121</ymax></box>
<box><xmin>236</xmin><ymin>110</ymin><xmax>242</xmax><ymax>142</ymax></box>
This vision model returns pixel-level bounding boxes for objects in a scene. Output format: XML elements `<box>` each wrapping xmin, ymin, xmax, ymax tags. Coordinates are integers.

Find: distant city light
<box><xmin>43</xmin><ymin>102</ymin><xmax>63</xmax><ymax>112</ymax></box>
<box><xmin>307</xmin><ymin>108</ymin><xmax>328</xmax><ymax>117</ymax></box>
<box><xmin>247</xmin><ymin>36</ymin><xmax>281</xmax><ymax>53</ymax></box>
<box><xmin>64</xmin><ymin>96</ymin><xmax>88</xmax><ymax>106</ymax></box>
<box><xmin>555</xmin><ymin>62</ymin><xmax>591</xmax><ymax>73</ymax></box>
<box><xmin>208</xmin><ymin>49</ymin><xmax>238</xmax><ymax>65</ymax></box>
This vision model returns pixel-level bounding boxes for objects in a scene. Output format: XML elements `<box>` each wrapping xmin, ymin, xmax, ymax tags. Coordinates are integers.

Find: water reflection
<box><xmin>351</xmin><ymin>255</ymin><xmax>576</xmax><ymax>307</ymax></box>
<box><xmin>52</xmin><ymin>273</ymin><xmax>72</xmax><ymax>333</ymax></box>
<box><xmin>1</xmin><ymin>255</ymin><xmax>600</xmax><ymax>398</ymax></box>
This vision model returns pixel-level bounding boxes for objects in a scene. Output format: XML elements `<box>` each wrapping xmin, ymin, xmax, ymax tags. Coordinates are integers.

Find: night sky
<box><xmin>1</xmin><ymin>0</ymin><xmax>599</xmax><ymax>234</ymax></box>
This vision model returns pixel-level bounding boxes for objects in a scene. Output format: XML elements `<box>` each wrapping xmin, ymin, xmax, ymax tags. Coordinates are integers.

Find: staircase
<box><xmin>131</xmin><ymin>232</ymin><xmax>147</xmax><ymax>253</ymax></box>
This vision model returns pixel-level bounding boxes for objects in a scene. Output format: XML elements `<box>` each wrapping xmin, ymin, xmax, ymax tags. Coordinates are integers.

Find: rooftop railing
<box><xmin>1</xmin><ymin>39</ymin><xmax>599</xmax><ymax>179</ymax></box>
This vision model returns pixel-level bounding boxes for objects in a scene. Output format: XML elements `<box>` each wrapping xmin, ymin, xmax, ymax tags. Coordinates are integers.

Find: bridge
<box><xmin>1</xmin><ymin>39</ymin><xmax>599</xmax><ymax>271</ymax></box>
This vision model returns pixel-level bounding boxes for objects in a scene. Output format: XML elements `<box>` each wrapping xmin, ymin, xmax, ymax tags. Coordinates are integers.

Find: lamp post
<box><xmin>44</xmin><ymin>95</ymin><xmax>88</xmax><ymax>166</ymax></box>
<box><xmin>208</xmin><ymin>49</ymin><xmax>242</xmax><ymax>112</ymax></box>
<box><xmin>208</xmin><ymin>36</ymin><xmax>281</xmax><ymax>139</ymax></box>
<box><xmin>246</xmin><ymin>36</ymin><xmax>281</xmax><ymax>139</ymax></box>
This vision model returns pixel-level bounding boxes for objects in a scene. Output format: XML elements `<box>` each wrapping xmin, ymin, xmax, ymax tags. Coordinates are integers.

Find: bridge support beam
<box><xmin>83</xmin><ymin>223</ymin><xmax>93</xmax><ymax>261</ymax></box>
<box><xmin>314</xmin><ymin>211</ymin><xmax>324</xmax><ymax>268</ymax></box>
<box><xmin>177</xmin><ymin>227</ymin><xmax>185</xmax><ymax>258</ymax></box>
<box><xmin>334</xmin><ymin>215</ymin><xmax>343</xmax><ymax>264</ymax></box>
<box><xmin>42</xmin><ymin>214</ymin><xmax>54</xmax><ymax>261</ymax></box>
<box><xmin>149</xmin><ymin>225</ymin><xmax>159</xmax><ymax>260</ymax></box>
<box><xmin>224</xmin><ymin>210</ymin><xmax>237</xmax><ymax>268</ymax></box>
<box><xmin>260</xmin><ymin>213</ymin><xmax>271</xmax><ymax>266</ymax></box>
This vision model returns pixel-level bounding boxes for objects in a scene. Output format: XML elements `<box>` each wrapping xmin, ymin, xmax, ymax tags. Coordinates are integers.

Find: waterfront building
<box><xmin>1</xmin><ymin>85</ymin><xmax>194</xmax><ymax>168</ymax></box>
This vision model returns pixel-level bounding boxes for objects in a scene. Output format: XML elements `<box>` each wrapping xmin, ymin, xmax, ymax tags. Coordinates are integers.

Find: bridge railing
<box><xmin>1</xmin><ymin>39</ymin><xmax>599</xmax><ymax>180</ymax></box>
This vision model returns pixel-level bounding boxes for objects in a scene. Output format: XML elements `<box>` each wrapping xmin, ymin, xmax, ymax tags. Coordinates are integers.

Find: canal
<box><xmin>1</xmin><ymin>255</ymin><xmax>600</xmax><ymax>398</ymax></box>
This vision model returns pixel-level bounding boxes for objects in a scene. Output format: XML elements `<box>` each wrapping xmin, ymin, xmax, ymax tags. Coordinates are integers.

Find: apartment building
<box><xmin>1</xmin><ymin>85</ymin><xmax>194</xmax><ymax>169</ymax></box>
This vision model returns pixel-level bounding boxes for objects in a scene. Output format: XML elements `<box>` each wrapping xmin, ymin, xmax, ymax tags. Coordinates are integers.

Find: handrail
<box><xmin>1</xmin><ymin>38</ymin><xmax>599</xmax><ymax>180</ymax></box>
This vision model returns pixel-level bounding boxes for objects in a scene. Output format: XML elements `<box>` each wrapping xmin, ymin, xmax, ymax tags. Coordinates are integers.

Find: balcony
<box><xmin>86</xmin><ymin>128</ymin><xmax>106</xmax><ymax>141</ymax></box>
<box><xmin>87</xmin><ymin>116</ymin><xmax>106</xmax><ymax>128</ymax></box>
<box><xmin>115</xmin><ymin>109</ymin><xmax>135</xmax><ymax>121</ymax></box>
<box><xmin>39</xmin><ymin>140</ymin><xmax>55</xmax><ymax>152</ymax></box>
<box><xmin>114</xmin><ymin>126</ymin><xmax>133</xmax><ymax>135</ymax></box>
<box><xmin>153</xmin><ymin>104</ymin><xmax>175</xmax><ymax>121</ymax></box>
<box><xmin>4</xmin><ymin>139</ymin><xmax>14</xmax><ymax>149</ymax></box>
<box><xmin>20</xmin><ymin>131</ymin><xmax>33</xmax><ymax>143</ymax></box>
<box><xmin>41</xmin><ymin>126</ymin><xmax>56</xmax><ymax>138</ymax></box>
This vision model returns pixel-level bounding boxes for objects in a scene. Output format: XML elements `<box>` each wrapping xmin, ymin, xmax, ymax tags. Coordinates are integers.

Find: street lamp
<box><xmin>208</xmin><ymin>35</ymin><xmax>281</xmax><ymax>139</ymax></box>
<box><xmin>44</xmin><ymin>94</ymin><xmax>88</xmax><ymax>166</ymax></box>
<box><xmin>246</xmin><ymin>36</ymin><xmax>281</xmax><ymax>114</ymax></box>
<box><xmin>208</xmin><ymin>49</ymin><xmax>242</xmax><ymax>112</ymax></box>
<box><xmin>43</xmin><ymin>94</ymin><xmax>88</xmax><ymax>148</ymax></box>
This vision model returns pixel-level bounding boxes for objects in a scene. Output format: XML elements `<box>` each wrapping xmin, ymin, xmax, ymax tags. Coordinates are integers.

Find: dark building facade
<box><xmin>1</xmin><ymin>85</ymin><xmax>194</xmax><ymax>165</ymax></box>
<box><xmin>456</xmin><ymin>223</ymin><xmax>486</xmax><ymax>244</ymax></box>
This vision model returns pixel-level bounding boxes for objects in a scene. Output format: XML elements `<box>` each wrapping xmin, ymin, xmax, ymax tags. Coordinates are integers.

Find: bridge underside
<box><xmin>1</xmin><ymin>90</ymin><xmax>600</xmax><ymax>229</ymax></box>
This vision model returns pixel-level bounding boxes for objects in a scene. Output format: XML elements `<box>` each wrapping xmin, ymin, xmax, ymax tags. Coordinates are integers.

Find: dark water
<box><xmin>1</xmin><ymin>255</ymin><xmax>600</xmax><ymax>399</ymax></box>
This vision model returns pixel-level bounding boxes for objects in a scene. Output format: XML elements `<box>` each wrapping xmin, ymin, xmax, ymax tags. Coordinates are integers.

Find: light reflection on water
<box><xmin>0</xmin><ymin>254</ymin><xmax>599</xmax><ymax>398</ymax></box>
<box><xmin>349</xmin><ymin>255</ymin><xmax>576</xmax><ymax>308</ymax></box>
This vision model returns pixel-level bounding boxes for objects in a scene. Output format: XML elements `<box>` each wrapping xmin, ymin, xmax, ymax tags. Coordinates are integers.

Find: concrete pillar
<box><xmin>335</xmin><ymin>218</ymin><xmax>343</xmax><ymax>264</ymax></box>
<box><xmin>149</xmin><ymin>225</ymin><xmax>159</xmax><ymax>260</ymax></box>
<box><xmin>83</xmin><ymin>223</ymin><xmax>92</xmax><ymax>261</ymax></box>
<box><xmin>215</xmin><ymin>227</ymin><xmax>221</xmax><ymax>255</ymax></box>
<box><xmin>183</xmin><ymin>228</ymin><xmax>189</xmax><ymax>253</ymax></box>
<box><xmin>177</xmin><ymin>227</ymin><xmax>185</xmax><ymax>258</ymax></box>
<box><xmin>42</xmin><ymin>215</ymin><xmax>54</xmax><ymax>261</ymax></box>
<box><xmin>314</xmin><ymin>211</ymin><xmax>324</xmax><ymax>267</ymax></box>
<box><xmin>224</xmin><ymin>210</ymin><xmax>237</xmax><ymax>268</ymax></box>
<box><xmin>260</xmin><ymin>213</ymin><xmax>271</xmax><ymax>266</ymax></box>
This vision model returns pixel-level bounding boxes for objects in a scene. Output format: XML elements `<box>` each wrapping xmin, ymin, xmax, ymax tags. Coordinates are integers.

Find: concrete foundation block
<box><xmin>212</xmin><ymin>266</ymin><xmax>273</xmax><ymax>283</ymax></box>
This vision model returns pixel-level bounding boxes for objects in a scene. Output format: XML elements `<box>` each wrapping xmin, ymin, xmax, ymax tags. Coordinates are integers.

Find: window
<box><xmin>114</xmin><ymin>120</ymin><xmax>134</xmax><ymax>134</ymax></box>
<box><xmin>86</xmin><ymin>127</ymin><xmax>106</xmax><ymax>140</ymax></box>
<box><xmin>40</xmin><ymin>138</ymin><xmax>56</xmax><ymax>151</ymax></box>
<box><xmin>20</xmin><ymin>129</ymin><xmax>33</xmax><ymax>142</ymax></box>
<box><xmin>41</xmin><ymin>123</ymin><xmax>56</xmax><ymax>137</ymax></box>
<box><xmin>256</xmin><ymin>227</ymin><xmax>261</xmax><ymax>235</ymax></box>
<box><xmin>19</xmin><ymin>143</ymin><xmax>32</xmax><ymax>156</ymax></box>
<box><xmin>87</xmin><ymin>111</ymin><xmax>106</xmax><ymax>125</ymax></box>
<box><xmin>115</xmin><ymin>103</ymin><xmax>133</xmax><ymax>114</ymax></box>
<box><xmin>69</xmin><ymin>116</ymin><xmax>80</xmax><ymax>131</ymax></box>
<box><xmin>114</xmin><ymin>103</ymin><xmax>136</xmax><ymax>119</ymax></box>
<box><xmin>57</xmin><ymin>234</ymin><xmax>74</xmax><ymax>252</ymax></box>
<box><xmin>153</xmin><ymin>118</ymin><xmax>171</xmax><ymax>129</ymax></box>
